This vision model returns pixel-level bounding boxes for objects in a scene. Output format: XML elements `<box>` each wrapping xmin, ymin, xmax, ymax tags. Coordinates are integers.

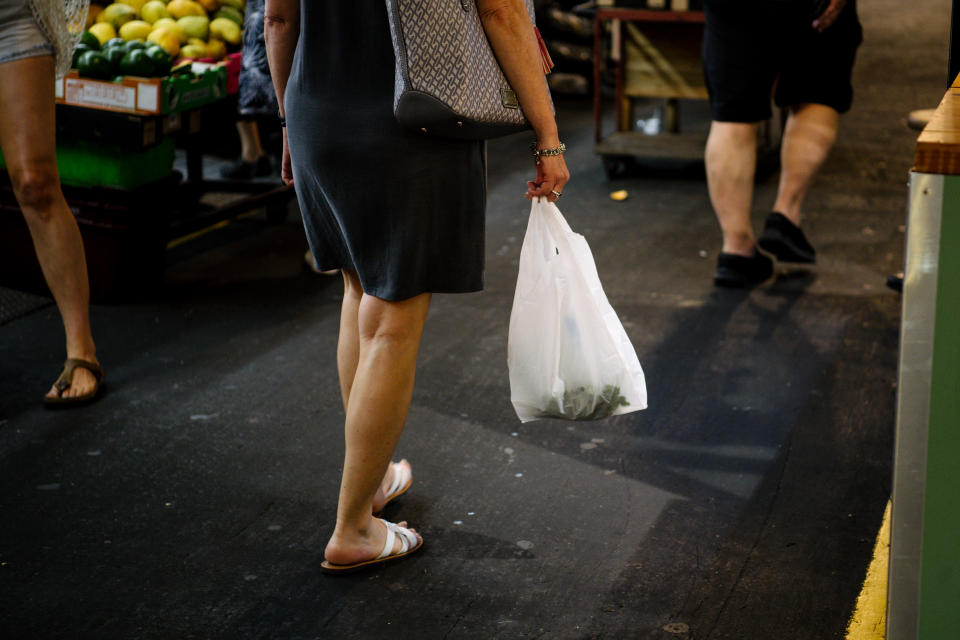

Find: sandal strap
<box><xmin>54</xmin><ymin>358</ymin><xmax>104</xmax><ymax>394</ymax></box>
<box><xmin>378</xmin><ymin>518</ymin><xmax>416</xmax><ymax>558</ymax></box>
<box><xmin>378</xmin><ymin>520</ymin><xmax>397</xmax><ymax>559</ymax></box>
<box><xmin>386</xmin><ymin>462</ymin><xmax>410</xmax><ymax>497</ymax></box>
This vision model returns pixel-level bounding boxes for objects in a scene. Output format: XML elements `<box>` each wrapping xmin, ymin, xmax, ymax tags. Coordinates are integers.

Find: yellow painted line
<box><xmin>846</xmin><ymin>501</ymin><xmax>891</xmax><ymax>640</ymax></box>
<box><xmin>166</xmin><ymin>220</ymin><xmax>230</xmax><ymax>250</ymax></box>
<box><xmin>165</xmin><ymin>209</ymin><xmax>264</xmax><ymax>250</ymax></box>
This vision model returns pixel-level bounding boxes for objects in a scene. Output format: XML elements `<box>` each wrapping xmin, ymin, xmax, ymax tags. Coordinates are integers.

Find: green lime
<box><xmin>72</xmin><ymin>43</ymin><xmax>92</xmax><ymax>68</ymax></box>
<box><xmin>124</xmin><ymin>39</ymin><xmax>147</xmax><ymax>54</ymax></box>
<box><xmin>79</xmin><ymin>31</ymin><xmax>101</xmax><ymax>50</ymax></box>
<box><xmin>102</xmin><ymin>37</ymin><xmax>126</xmax><ymax>51</ymax></box>
<box><xmin>144</xmin><ymin>44</ymin><xmax>173</xmax><ymax>76</ymax></box>
<box><xmin>76</xmin><ymin>50</ymin><xmax>113</xmax><ymax>80</ymax></box>
<box><xmin>118</xmin><ymin>49</ymin><xmax>154</xmax><ymax>77</ymax></box>
<box><xmin>104</xmin><ymin>45</ymin><xmax>127</xmax><ymax>71</ymax></box>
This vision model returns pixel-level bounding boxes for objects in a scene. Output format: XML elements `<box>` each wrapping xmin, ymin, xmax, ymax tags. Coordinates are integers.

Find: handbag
<box><xmin>385</xmin><ymin>0</ymin><xmax>551</xmax><ymax>140</ymax></box>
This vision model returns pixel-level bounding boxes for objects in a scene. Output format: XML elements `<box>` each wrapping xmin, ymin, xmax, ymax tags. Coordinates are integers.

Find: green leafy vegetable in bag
<box><xmin>538</xmin><ymin>385</ymin><xmax>629</xmax><ymax>421</ymax></box>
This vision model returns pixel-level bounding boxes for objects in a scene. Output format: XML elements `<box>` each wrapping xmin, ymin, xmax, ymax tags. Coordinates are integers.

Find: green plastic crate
<box><xmin>0</xmin><ymin>136</ymin><xmax>174</xmax><ymax>190</ymax></box>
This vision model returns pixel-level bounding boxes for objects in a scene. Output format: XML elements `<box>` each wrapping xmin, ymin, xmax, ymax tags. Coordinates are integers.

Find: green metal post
<box><xmin>916</xmin><ymin>175</ymin><xmax>960</xmax><ymax>639</ymax></box>
<box><xmin>889</xmin><ymin>172</ymin><xmax>960</xmax><ymax>639</ymax></box>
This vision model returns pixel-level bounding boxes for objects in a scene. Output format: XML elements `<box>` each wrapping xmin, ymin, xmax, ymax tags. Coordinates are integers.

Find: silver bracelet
<box><xmin>530</xmin><ymin>141</ymin><xmax>566</xmax><ymax>159</ymax></box>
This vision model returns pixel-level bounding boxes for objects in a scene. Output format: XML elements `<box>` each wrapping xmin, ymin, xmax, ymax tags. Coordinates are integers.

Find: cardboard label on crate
<box><xmin>137</xmin><ymin>83</ymin><xmax>159</xmax><ymax>113</ymax></box>
<box><xmin>65</xmin><ymin>78</ymin><xmax>136</xmax><ymax>111</ymax></box>
<box><xmin>56</xmin><ymin>68</ymin><xmax>226</xmax><ymax>116</ymax></box>
<box><xmin>672</xmin><ymin>0</ymin><xmax>689</xmax><ymax>9</ymax></box>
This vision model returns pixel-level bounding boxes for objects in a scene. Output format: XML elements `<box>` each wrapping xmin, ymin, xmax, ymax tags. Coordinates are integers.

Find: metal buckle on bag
<box><xmin>501</xmin><ymin>88</ymin><xmax>519</xmax><ymax>109</ymax></box>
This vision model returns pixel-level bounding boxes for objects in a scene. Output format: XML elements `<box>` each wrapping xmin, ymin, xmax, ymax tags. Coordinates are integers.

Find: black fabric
<box><xmin>285</xmin><ymin>1</ymin><xmax>487</xmax><ymax>301</ymax></box>
<box><xmin>237</xmin><ymin>0</ymin><xmax>278</xmax><ymax>117</ymax></box>
<box><xmin>701</xmin><ymin>0</ymin><xmax>863</xmax><ymax>122</ymax></box>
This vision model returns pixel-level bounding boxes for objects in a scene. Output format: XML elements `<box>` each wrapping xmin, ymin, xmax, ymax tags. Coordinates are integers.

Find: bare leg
<box><xmin>771</xmin><ymin>103</ymin><xmax>840</xmax><ymax>226</ymax></box>
<box><xmin>0</xmin><ymin>56</ymin><xmax>99</xmax><ymax>399</ymax></box>
<box><xmin>336</xmin><ymin>271</ymin><xmax>411</xmax><ymax>514</ymax></box>
<box><xmin>337</xmin><ymin>270</ymin><xmax>363</xmax><ymax>410</ymax></box>
<box><xmin>705</xmin><ymin>121</ymin><xmax>760</xmax><ymax>256</ymax></box>
<box><xmin>324</xmin><ymin>288</ymin><xmax>431</xmax><ymax>565</ymax></box>
<box><xmin>236</xmin><ymin>120</ymin><xmax>266</xmax><ymax>163</ymax></box>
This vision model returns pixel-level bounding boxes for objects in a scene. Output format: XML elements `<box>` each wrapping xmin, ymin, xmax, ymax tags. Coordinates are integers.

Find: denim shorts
<box><xmin>0</xmin><ymin>0</ymin><xmax>55</xmax><ymax>66</ymax></box>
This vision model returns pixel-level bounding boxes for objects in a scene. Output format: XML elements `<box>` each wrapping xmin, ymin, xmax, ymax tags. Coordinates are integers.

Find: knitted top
<box><xmin>28</xmin><ymin>0</ymin><xmax>89</xmax><ymax>78</ymax></box>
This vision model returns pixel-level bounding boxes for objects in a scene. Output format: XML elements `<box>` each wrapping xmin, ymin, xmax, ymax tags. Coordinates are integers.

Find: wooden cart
<box><xmin>592</xmin><ymin>7</ymin><xmax>781</xmax><ymax>178</ymax></box>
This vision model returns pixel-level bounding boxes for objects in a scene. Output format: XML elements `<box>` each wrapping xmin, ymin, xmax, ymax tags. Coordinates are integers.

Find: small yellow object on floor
<box><xmin>846</xmin><ymin>501</ymin><xmax>890</xmax><ymax>640</ymax></box>
<box><xmin>610</xmin><ymin>190</ymin><xmax>629</xmax><ymax>201</ymax></box>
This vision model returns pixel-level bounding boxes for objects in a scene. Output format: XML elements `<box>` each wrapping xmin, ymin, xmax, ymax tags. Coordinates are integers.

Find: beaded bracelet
<box><xmin>530</xmin><ymin>141</ymin><xmax>566</xmax><ymax>160</ymax></box>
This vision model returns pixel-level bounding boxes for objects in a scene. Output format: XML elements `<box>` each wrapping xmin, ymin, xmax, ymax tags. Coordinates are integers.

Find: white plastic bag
<box><xmin>507</xmin><ymin>199</ymin><xmax>647</xmax><ymax>422</ymax></box>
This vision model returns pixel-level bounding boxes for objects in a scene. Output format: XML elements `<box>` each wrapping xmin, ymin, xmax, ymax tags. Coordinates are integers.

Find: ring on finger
<box><xmin>550</xmin><ymin>189</ymin><xmax>562</xmax><ymax>199</ymax></box>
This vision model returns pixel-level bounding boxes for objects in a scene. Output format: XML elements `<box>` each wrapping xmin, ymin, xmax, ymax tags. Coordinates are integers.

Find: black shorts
<box><xmin>702</xmin><ymin>0</ymin><xmax>863</xmax><ymax>122</ymax></box>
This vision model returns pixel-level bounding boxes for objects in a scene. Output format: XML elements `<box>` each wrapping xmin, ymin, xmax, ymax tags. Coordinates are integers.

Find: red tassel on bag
<box><xmin>535</xmin><ymin>27</ymin><xmax>555</xmax><ymax>75</ymax></box>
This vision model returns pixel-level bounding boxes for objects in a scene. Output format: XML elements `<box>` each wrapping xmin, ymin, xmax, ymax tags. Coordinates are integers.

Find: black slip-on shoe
<box><xmin>220</xmin><ymin>160</ymin><xmax>257</xmax><ymax>180</ymax></box>
<box><xmin>758</xmin><ymin>212</ymin><xmax>816</xmax><ymax>263</ymax></box>
<box><xmin>714</xmin><ymin>251</ymin><xmax>774</xmax><ymax>288</ymax></box>
<box><xmin>220</xmin><ymin>156</ymin><xmax>272</xmax><ymax>180</ymax></box>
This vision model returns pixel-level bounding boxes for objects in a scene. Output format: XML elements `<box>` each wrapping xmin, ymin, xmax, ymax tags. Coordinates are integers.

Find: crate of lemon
<box><xmin>61</xmin><ymin>0</ymin><xmax>243</xmax><ymax>115</ymax></box>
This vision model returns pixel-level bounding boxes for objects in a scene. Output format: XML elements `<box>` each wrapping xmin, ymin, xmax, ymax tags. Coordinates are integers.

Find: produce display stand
<box><xmin>0</xmin><ymin>60</ymin><xmax>293</xmax><ymax>302</ymax></box>
<box><xmin>54</xmin><ymin>61</ymin><xmax>293</xmax><ymax>233</ymax></box>
<box><xmin>887</xmin><ymin>72</ymin><xmax>960</xmax><ymax>640</ymax></box>
<box><xmin>590</xmin><ymin>6</ymin><xmax>780</xmax><ymax>177</ymax></box>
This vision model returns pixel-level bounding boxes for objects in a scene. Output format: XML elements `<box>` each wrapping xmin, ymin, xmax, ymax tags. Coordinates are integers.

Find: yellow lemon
<box><xmin>119</xmin><ymin>19</ymin><xmax>152</xmax><ymax>41</ymax></box>
<box><xmin>209</xmin><ymin>17</ymin><xmax>240</xmax><ymax>45</ymax></box>
<box><xmin>152</xmin><ymin>18</ymin><xmax>187</xmax><ymax>43</ymax></box>
<box><xmin>140</xmin><ymin>0</ymin><xmax>170</xmax><ymax>23</ymax></box>
<box><xmin>179</xmin><ymin>44</ymin><xmax>207</xmax><ymax>59</ymax></box>
<box><xmin>147</xmin><ymin>26</ymin><xmax>180</xmax><ymax>57</ymax></box>
<box><xmin>177</xmin><ymin>15</ymin><xmax>209</xmax><ymax>40</ymax></box>
<box><xmin>87</xmin><ymin>21</ymin><xmax>117</xmax><ymax>45</ymax></box>
<box><xmin>166</xmin><ymin>0</ymin><xmax>206</xmax><ymax>19</ymax></box>
<box><xmin>117</xmin><ymin>0</ymin><xmax>148</xmax><ymax>15</ymax></box>
<box><xmin>197</xmin><ymin>0</ymin><xmax>220</xmax><ymax>11</ymax></box>
<box><xmin>97</xmin><ymin>3</ymin><xmax>137</xmax><ymax>28</ymax></box>
<box><xmin>205</xmin><ymin>38</ymin><xmax>226</xmax><ymax>60</ymax></box>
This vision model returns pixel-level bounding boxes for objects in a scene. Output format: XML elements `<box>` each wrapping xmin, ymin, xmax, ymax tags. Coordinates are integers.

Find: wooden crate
<box><xmin>623</xmin><ymin>21</ymin><xmax>707</xmax><ymax>100</ymax></box>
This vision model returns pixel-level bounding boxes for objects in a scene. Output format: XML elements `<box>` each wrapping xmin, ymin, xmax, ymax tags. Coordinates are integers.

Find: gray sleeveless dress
<box><xmin>285</xmin><ymin>1</ymin><xmax>487</xmax><ymax>301</ymax></box>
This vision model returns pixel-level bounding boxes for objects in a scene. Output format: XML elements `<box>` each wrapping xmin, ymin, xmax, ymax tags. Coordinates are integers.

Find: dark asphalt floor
<box><xmin>0</xmin><ymin>2</ymin><xmax>950</xmax><ymax>638</ymax></box>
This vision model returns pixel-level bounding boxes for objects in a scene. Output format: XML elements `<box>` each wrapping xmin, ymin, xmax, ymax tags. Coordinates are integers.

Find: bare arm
<box><xmin>478</xmin><ymin>0</ymin><xmax>570</xmax><ymax>201</ymax></box>
<box><xmin>264</xmin><ymin>0</ymin><xmax>300</xmax><ymax>185</ymax></box>
<box><xmin>812</xmin><ymin>0</ymin><xmax>847</xmax><ymax>32</ymax></box>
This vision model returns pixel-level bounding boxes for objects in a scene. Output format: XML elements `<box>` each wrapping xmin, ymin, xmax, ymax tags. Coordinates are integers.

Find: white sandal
<box><xmin>375</xmin><ymin>460</ymin><xmax>412</xmax><ymax>513</ymax></box>
<box><xmin>321</xmin><ymin>519</ymin><xmax>423</xmax><ymax>574</ymax></box>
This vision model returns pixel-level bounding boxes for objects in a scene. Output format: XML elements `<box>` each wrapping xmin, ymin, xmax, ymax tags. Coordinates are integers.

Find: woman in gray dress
<box><xmin>265</xmin><ymin>0</ymin><xmax>569</xmax><ymax>572</ymax></box>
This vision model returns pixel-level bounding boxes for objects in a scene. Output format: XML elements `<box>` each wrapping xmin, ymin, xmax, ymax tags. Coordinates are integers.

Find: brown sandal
<box><xmin>43</xmin><ymin>358</ymin><xmax>105</xmax><ymax>407</ymax></box>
